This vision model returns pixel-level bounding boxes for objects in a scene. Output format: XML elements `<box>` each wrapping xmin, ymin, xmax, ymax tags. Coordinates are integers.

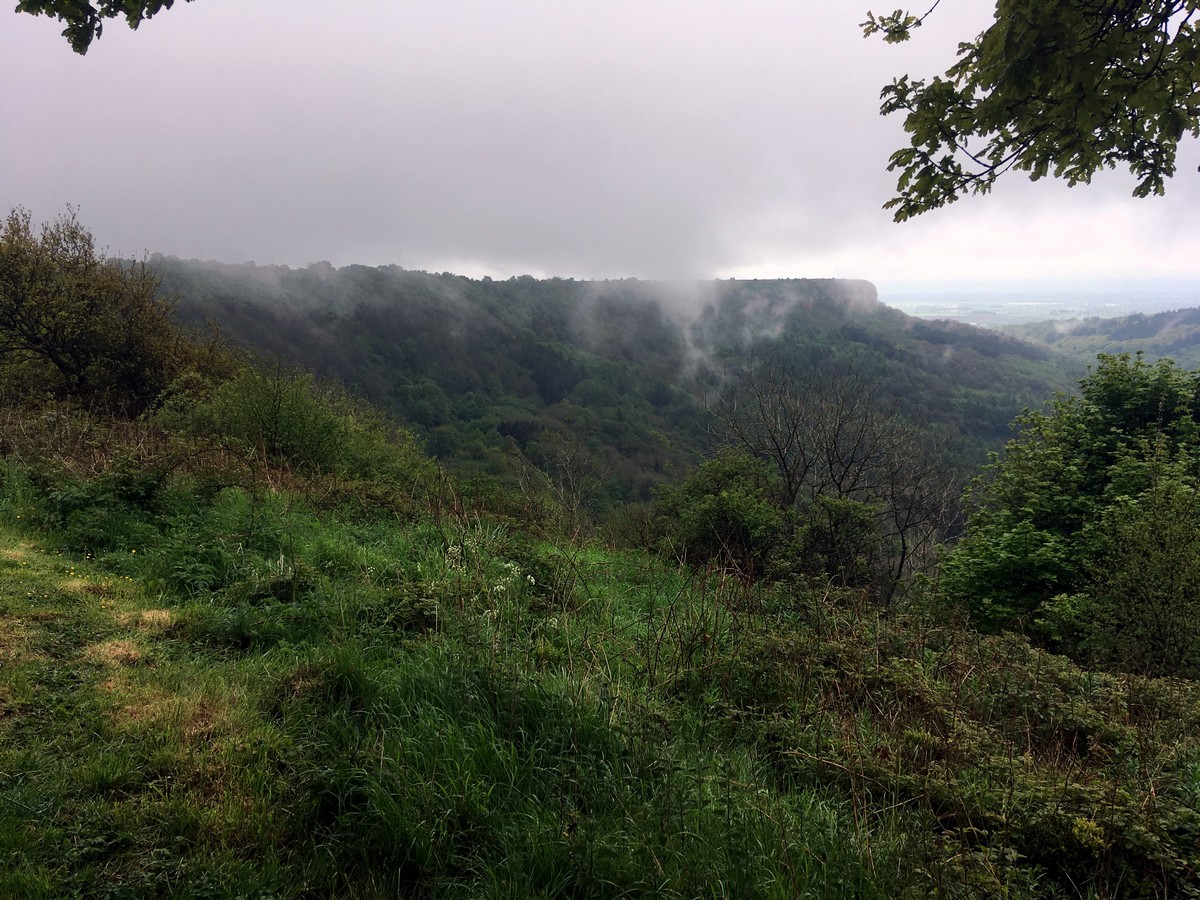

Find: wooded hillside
<box><xmin>161</xmin><ymin>259</ymin><xmax>1076</xmax><ymax>510</ymax></box>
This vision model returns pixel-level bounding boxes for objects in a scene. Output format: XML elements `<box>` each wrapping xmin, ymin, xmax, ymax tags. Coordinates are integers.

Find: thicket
<box><xmin>0</xmin><ymin>209</ymin><xmax>234</xmax><ymax>416</ymax></box>
<box><xmin>944</xmin><ymin>353</ymin><xmax>1200</xmax><ymax>677</ymax></box>
<box><xmin>650</xmin><ymin>364</ymin><xmax>957</xmax><ymax>606</ymax></box>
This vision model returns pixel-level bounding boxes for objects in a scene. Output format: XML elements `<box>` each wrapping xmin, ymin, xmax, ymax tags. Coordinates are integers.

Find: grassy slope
<box><xmin>3</xmin><ymin>433</ymin><xmax>1199</xmax><ymax>898</ymax></box>
<box><xmin>0</xmin><ymin>478</ymin><xmax>907</xmax><ymax>898</ymax></box>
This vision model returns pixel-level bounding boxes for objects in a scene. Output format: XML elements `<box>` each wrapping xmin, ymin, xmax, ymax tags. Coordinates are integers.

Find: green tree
<box><xmin>15</xmin><ymin>0</ymin><xmax>194</xmax><ymax>54</ymax></box>
<box><xmin>1055</xmin><ymin>463</ymin><xmax>1200</xmax><ymax>677</ymax></box>
<box><xmin>865</xmin><ymin>2</ymin><xmax>1200</xmax><ymax>220</ymax></box>
<box><xmin>944</xmin><ymin>353</ymin><xmax>1200</xmax><ymax>659</ymax></box>
<box><xmin>0</xmin><ymin>207</ymin><xmax>215</xmax><ymax>414</ymax></box>
<box><xmin>653</xmin><ymin>448</ymin><xmax>785</xmax><ymax>574</ymax></box>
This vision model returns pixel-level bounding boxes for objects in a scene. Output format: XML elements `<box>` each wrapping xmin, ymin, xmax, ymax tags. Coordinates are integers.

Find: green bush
<box><xmin>166</xmin><ymin>362</ymin><xmax>437</xmax><ymax>486</ymax></box>
<box><xmin>792</xmin><ymin>495</ymin><xmax>886</xmax><ymax>588</ymax></box>
<box><xmin>6</xmin><ymin>464</ymin><xmax>167</xmax><ymax>554</ymax></box>
<box><xmin>652</xmin><ymin>449</ymin><xmax>785</xmax><ymax>572</ymax></box>
<box><xmin>207</xmin><ymin>365</ymin><xmax>349</xmax><ymax>471</ymax></box>
<box><xmin>0</xmin><ymin>458</ymin><xmax>38</xmax><ymax>524</ymax></box>
<box><xmin>944</xmin><ymin>353</ymin><xmax>1200</xmax><ymax>667</ymax></box>
<box><xmin>1048</xmin><ymin>471</ymin><xmax>1200</xmax><ymax>677</ymax></box>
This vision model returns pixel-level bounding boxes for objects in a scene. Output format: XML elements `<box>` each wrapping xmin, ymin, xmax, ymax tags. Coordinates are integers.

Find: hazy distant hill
<box><xmin>159</xmin><ymin>259</ymin><xmax>1075</xmax><ymax>507</ymax></box>
<box><xmin>1003</xmin><ymin>307</ymin><xmax>1200</xmax><ymax>369</ymax></box>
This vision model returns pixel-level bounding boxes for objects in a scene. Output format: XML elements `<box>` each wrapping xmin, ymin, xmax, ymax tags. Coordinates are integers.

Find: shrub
<box><xmin>206</xmin><ymin>364</ymin><xmax>348</xmax><ymax>471</ymax></box>
<box><xmin>792</xmin><ymin>495</ymin><xmax>886</xmax><ymax>588</ymax></box>
<box><xmin>653</xmin><ymin>448</ymin><xmax>784</xmax><ymax>572</ymax></box>
<box><xmin>944</xmin><ymin>353</ymin><xmax>1200</xmax><ymax>660</ymax></box>
<box><xmin>0</xmin><ymin>208</ymin><xmax>234</xmax><ymax>415</ymax></box>
<box><xmin>1049</xmin><ymin>472</ymin><xmax>1200</xmax><ymax>677</ymax></box>
<box><xmin>174</xmin><ymin>362</ymin><xmax>436</xmax><ymax>485</ymax></box>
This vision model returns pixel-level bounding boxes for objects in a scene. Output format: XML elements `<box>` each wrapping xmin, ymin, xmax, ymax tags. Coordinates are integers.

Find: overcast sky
<box><xmin>3</xmin><ymin>0</ymin><xmax>1199</xmax><ymax>292</ymax></box>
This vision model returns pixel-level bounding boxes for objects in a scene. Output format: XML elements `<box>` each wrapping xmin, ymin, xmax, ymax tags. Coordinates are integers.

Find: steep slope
<box><xmin>160</xmin><ymin>259</ymin><xmax>1076</xmax><ymax>506</ymax></box>
<box><xmin>3</xmin><ymin>408</ymin><xmax>1198</xmax><ymax>899</ymax></box>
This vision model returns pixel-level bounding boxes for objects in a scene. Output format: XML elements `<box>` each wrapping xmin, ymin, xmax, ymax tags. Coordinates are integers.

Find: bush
<box><xmin>12</xmin><ymin>464</ymin><xmax>166</xmax><ymax>554</ymax></box>
<box><xmin>1048</xmin><ymin>471</ymin><xmax>1200</xmax><ymax>677</ymax></box>
<box><xmin>944</xmin><ymin>353</ymin><xmax>1200</xmax><ymax>660</ymax></box>
<box><xmin>206</xmin><ymin>364</ymin><xmax>349</xmax><ymax>471</ymax></box>
<box><xmin>652</xmin><ymin>449</ymin><xmax>784</xmax><ymax>572</ymax></box>
<box><xmin>174</xmin><ymin>362</ymin><xmax>436</xmax><ymax>484</ymax></box>
<box><xmin>0</xmin><ymin>208</ymin><xmax>234</xmax><ymax>415</ymax></box>
<box><xmin>792</xmin><ymin>495</ymin><xmax>886</xmax><ymax>588</ymax></box>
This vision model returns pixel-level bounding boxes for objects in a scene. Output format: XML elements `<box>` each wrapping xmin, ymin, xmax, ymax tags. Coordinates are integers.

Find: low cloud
<box><xmin>3</xmin><ymin>0</ymin><xmax>1198</xmax><ymax>287</ymax></box>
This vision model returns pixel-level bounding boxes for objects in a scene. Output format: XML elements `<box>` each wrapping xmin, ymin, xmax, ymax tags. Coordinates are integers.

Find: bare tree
<box><xmin>706</xmin><ymin>359</ymin><xmax>958</xmax><ymax>601</ymax></box>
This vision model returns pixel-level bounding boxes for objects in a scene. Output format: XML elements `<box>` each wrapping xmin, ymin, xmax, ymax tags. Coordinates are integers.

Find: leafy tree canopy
<box><xmin>944</xmin><ymin>352</ymin><xmax>1200</xmax><ymax>674</ymax></box>
<box><xmin>15</xmin><ymin>0</ymin><xmax>193</xmax><ymax>54</ymax></box>
<box><xmin>865</xmin><ymin>1</ymin><xmax>1200</xmax><ymax>220</ymax></box>
<box><xmin>0</xmin><ymin>207</ymin><xmax>229</xmax><ymax>414</ymax></box>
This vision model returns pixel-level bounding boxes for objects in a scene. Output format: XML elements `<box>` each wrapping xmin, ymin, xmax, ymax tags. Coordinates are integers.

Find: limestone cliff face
<box><xmin>824</xmin><ymin>278</ymin><xmax>879</xmax><ymax>308</ymax></box>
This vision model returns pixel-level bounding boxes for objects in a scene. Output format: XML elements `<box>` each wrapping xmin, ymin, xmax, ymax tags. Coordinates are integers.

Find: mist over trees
<box><xmin>156</xmin><ymin>257</ymin><xmax>1075</xmax><ymax>513</ymax></box>
<box><xmin>147</xmin><ymin>255</ymin><xmax>1079</xmax><ymax>608</ymax></box>
<box><xmin>1006</xmin><ymin>306</ymin><xmax>1200</xmax><ymax>369</ymax></box>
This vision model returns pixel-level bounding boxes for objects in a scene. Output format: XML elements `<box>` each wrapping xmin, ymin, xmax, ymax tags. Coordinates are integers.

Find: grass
<box><xmin>0</xmin><ymin>520</ymin><xmax>299</xmax><ymax>897</ymax></box>
<box><xmin>2</xmin><ymin>430</ymin><xmax>1199</xmax><ymax>898</ymax></box>
<box><xmin>0</xmin><ymin>485</ymin><xmax>912</xmax><ymax>898</ymax></box>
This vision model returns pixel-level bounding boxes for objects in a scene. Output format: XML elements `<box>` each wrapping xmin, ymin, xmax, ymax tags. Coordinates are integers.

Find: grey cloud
<box><xmin>2</xmin><ymin>0</ymin><xmax>1198</xmax><ymax>285</ymax></box>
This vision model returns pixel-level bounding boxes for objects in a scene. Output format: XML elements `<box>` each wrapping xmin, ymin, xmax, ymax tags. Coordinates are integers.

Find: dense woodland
<box><xmin>159</xmin><ymin>257</ymin><xmax>1076</xmax><ymax>511</ymax></box>
<box><xmin>1007</xmin><ymin>307</ymin><xmax>1200</xmax><ymax>370</ymax></box>
<box><xmin>3</xmin><ymin>212</ymin><xmax>1200</xmax><ymax>898</ymax></box>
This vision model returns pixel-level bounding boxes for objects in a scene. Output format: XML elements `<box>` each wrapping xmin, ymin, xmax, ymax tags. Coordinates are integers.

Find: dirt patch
<box><xmin>62</xmin><ymin>577</ymin><xmax>108</xmax><ymax>596</ymax></box>
<box><xmin>109</xmin><ymin>689</ymin><xmax>235</xmax><ymax>746</ymax></box>
<box><xmin>101</xmin><ymin>676</ymin><xmax>170</xmax><ymax>722</ymax></box>
<box><xmin>136</xmin><ymin>609</ymin><xmax>172</xmax><ymax>632</ymax></box>
<box><xmin>117</xmin><ymin>693</ymin><xmax>173</xmax><ymax>726</ymax></box>
<box><xmin>116</xmin><ymin>609</ymin><xmax>173</xmax><ymax>634</ymax></box>
<box><xmin>25</xmin><ymin>610</ymin><xmax>66</xmax><ymax>622</ymax></box>
<box><xmin>84</xmin><ymin>639</ymin><xmax>143</xmax><ymax>666</ymax></box>
<box><xmin>182</xmin><ymin>699</ymin><xmax>227</xmax><ymax>740</ymax></box>
<box><xmin>0</xmin><ymin>618</ymin><xmax>31</xmax><ymax>662</ymax></box>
